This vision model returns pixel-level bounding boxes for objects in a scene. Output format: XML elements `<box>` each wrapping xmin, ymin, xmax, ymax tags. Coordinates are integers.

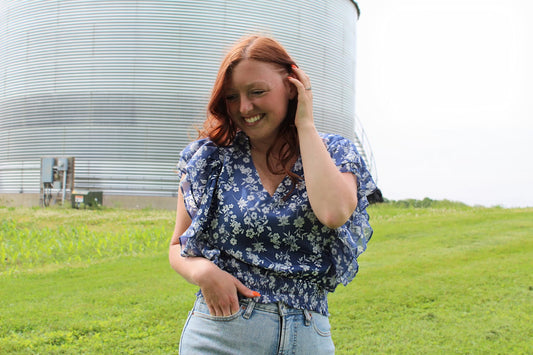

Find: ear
<box><xmin>287</xmin><ymin>79</ymin><xmax>297</xmax><ymax>100</ymax></box>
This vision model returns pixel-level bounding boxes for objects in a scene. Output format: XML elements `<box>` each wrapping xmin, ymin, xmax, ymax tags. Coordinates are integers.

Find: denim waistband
<box><xmin>241</xmin><ymin>298</ymin><xmax>310</xmax><ymax>316</ymax></box>
<box><xmin>196</xmin><ymin>296</ymin><xmax>314</xmax><ymax>325</ymax></box>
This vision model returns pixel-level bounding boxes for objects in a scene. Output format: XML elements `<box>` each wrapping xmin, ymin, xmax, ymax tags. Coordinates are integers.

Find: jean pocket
<box><xmin>192</xmin><ymin>301</ymin><xmax>245</xmax><ymax>322</ymax></box>
<box><xmin>311</xmin><ymin>312</ymin><xmax>332</xmax><ymax>337</ymax></box>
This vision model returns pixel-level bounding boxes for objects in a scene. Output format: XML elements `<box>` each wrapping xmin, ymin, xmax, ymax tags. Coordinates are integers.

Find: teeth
<box><xmin>244</xmin><ymin>114</ymin><xmax>262</xmax><ymax>123</ymax></box>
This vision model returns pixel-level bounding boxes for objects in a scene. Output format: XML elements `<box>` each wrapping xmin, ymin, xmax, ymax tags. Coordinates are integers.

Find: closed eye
<box><xmin>251</xmin><ymin>90</ymin><xmax>266</xmax><ymax>96</ymax></box>
<box><xmin>225</xmin><ymin>94</ymin><xmax>238</xmax><ymax>102</ymax></box>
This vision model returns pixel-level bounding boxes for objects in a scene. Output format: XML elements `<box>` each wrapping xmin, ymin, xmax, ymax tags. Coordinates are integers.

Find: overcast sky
<box><xmin>354</xmin><ymin>0</ymin><xmax>532</xmax><ymax>207</ymax></box>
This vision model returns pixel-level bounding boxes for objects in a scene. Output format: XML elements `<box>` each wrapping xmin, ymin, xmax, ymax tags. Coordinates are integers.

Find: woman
<box><xmin>169</xmin><ymin>35</ymin><xmax>376</xmax><ymax>354</ymax></box>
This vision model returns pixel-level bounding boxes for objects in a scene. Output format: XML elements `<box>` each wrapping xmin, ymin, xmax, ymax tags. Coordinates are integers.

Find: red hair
<box><xmin>200</xmin><ymin>35</ymin><xmax>301</xmax><ymax>193</ymax></box>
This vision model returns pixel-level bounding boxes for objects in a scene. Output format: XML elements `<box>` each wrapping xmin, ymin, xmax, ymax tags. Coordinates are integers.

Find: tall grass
<box><xmin>0</xmin><ymin>202</ymin><xmax>531</xmax><ymax>354</ymax></box>
<box><xmin>0</xmin><ymin>206</ymin><xmax>175</xmax><ymax>274</ymax></box>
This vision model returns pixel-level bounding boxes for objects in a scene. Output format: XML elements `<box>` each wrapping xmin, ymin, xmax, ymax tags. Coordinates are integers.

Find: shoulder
<box><xmin>319</xmin><ymin>132</ymin><xmax>352</xmax><ymax>145</ymax></box>
<box><xmin>177</xmin><ymin>138</ymin><xmax>225</xmax><ymax>174</ymax></box>
<box><xmin>318</xmin><ymin>132</ymin><xmax>358</xmax><ymax>154</ymax></box>
<box><xmin>318</xmin><ymin>132</ymin><xmax>369</xmax><ymax>177</ymax></box>
<box><xmin>180</xmin><ymin>138</ymin><xmax>218</xmax><ymax>161</ymax></box>
<box><xmin>179</xmin><ymin>137</ymin><xmax>225</xmax><ymax>163</ymax></box>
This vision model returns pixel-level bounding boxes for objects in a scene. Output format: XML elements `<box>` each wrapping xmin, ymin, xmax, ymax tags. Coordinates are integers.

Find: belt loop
<box><xmin>277</xmin><ymin>302</ymin><xmax>286</xmax><ymax>316</ymax></box>
<box><xmin>243</xmin><ymin>300</ymin><xmax>255</xmax><ymax>320</ymax></box>
<box><xmin>303</xmin><ymin>309</ymin><xmax>312</xmax><ymax>326</ymax></box>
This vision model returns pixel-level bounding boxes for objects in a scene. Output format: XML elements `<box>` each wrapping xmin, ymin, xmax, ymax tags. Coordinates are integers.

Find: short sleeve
<box><xmin>176</xmin><ymin>138</ymin><xmax>223</xmax><ymax>261</ymax></box>
<box><xmin>324</xmin><ymin>134</ymin><xmax>376</xmax><ymax>200</ymax></box>
<box><xmin>322</xmin><ymin>134</ymin><xmax>378</xmax><ymax>287</ymax></box>
<box><xmin>177</xmin><ymin>138</ymin><xmax>220</xmax><ymax>219</ymax></box>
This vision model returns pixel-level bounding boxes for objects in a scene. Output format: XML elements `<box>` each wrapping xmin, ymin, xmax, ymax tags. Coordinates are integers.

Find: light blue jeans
<box><xmin>179</xmin><ymin>296</ymin><xmax>335</xmax><ymax>355</ymax></box>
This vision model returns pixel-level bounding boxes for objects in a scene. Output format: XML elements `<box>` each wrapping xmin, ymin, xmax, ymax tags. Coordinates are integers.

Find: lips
<box><xmin>243</xmin><ymin>114</ymin><xmax>264</xmax><ymax>124</ymax></box>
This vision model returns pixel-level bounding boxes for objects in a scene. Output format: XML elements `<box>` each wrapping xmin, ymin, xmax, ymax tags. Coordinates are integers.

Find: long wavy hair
<box><xmin>199</xmin><ymin>35</ymin><xmax>301</xmax><ymax>192</ymax></box>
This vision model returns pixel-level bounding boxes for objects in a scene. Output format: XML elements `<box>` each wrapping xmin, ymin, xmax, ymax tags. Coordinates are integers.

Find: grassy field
<box><xmin>0</xmin><ymin>201</ymin><xmax>531</xmax><ymax>354</ymax></box>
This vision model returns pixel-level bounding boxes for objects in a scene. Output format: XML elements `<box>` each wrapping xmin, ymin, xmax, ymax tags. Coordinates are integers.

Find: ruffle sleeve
<box><xmin>176</xmin><ymin>138</ymin><xmax>224</xmax><ymax>261</ymax></box>
<box><xmin>322</xmin><ymin>134</ymin><xmax>378</xmax><ymax>288</ymax></box>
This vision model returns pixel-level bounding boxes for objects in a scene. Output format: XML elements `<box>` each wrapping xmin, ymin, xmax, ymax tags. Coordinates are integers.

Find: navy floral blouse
<box><xmin>177</xmin><ymin>131</ymin><xmax>376</xmax><ymax>315</ymax></box>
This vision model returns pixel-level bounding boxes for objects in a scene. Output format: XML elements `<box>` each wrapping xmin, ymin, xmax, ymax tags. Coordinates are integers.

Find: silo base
<box><xmin>0</xmin><ymin>193</ymin><xmax>177</xmax><ymax>210</ymax></box>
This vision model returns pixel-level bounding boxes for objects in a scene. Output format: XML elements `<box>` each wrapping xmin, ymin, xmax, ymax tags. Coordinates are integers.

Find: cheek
<box><xmin>226</xmin><ymin>104</ymin><xmax>241</xmax><ymax>125</ymax></box>
<box><xmin>225</xmin><ymin>101</ymin><xmax>238</xmax><ymax>116</ymax></box>
<box><xmin>272</xmin><ymin>96</ymin><xmax>290</xmax><ymax>117</ymax></box>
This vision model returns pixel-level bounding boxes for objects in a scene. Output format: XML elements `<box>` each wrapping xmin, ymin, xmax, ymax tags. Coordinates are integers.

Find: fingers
<box><xmin>208</xmin><ymin>296</ymin><xmax>240</xmax><ymax>316</ymax></box>
<box><xmin>235</xmin><ymin>278</ymin><xmax>261</xmax><ymax>299</ymax></box>
<box><xmin>287</xmin><ymin>75</ymin><xmax>305</xmax><ymax>92</ymax></box>
<box><xmin>288</xmin><ymin>64</ymin><xmax>314</xmax><ymax>128</ymax></box>
<box><xmin>201</xmin><ymin>270</ymin><xmax>260</xmax><ymax>317</ymax></box>
<box><xmin>289</xmin><ymin>64</ymin><xmax>312</xmax><ymax>92</ymax></box>
<box><xmin>205</xmin><ymin>292</ymin><xmax>238</xmax><ymax>316</ymax></box>
<box><xmin>288</xmin><ymin>65</ymin><xmax>313</xmax><ymax>107</ymax></box>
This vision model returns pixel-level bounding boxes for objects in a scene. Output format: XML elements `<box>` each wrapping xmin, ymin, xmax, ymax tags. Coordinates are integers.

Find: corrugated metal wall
<box><xmin>0</xmin><ymin>0</ymin><xmax>360</xmax><ymax>197</ymax></box>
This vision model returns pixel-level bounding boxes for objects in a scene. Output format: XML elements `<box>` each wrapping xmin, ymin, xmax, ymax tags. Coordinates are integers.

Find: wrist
<box><xmin>296</xmin><ymin>121</ymin><xmax>319</xmax><ymax>141</ymax></box>
<box><xmin>295</xmin><ymin>119</ymin><xmax>316</xmax><ymax>133</ymax></box>
<box><xmin>190</xmin><ymin>258</ymin><xmax>217</xmax><ymax>286</ymax></box>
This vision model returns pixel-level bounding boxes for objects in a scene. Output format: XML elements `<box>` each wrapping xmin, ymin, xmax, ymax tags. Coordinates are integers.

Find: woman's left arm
<box><xmin>288</xmin><ymin>66</ymin><xmax>358</xmax><ymax>228</ymax></box>
<box><xmin>298</xmin><ymin>125</ymin><xmax>358</xmax><ymax>228</ymax></box>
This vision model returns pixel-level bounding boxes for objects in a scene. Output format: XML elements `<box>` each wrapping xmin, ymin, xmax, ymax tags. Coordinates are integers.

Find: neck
<box><xmin>249</xmin><ymin>138</ymin><xmax>277</xmax><ymax>156</ymax></box>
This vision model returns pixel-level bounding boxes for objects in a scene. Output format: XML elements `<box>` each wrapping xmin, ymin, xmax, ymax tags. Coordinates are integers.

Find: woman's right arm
<box><xmin>169</xmin><ymin>184</ymin><xmax>257</xmax><ymax>316</ymax></box>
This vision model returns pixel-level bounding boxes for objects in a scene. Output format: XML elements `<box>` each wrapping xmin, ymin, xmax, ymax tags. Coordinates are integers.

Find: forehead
<box><xmin>229</xmin><ymin>59</ymin><xmax>285</xmax><ymax>88</ymax></box>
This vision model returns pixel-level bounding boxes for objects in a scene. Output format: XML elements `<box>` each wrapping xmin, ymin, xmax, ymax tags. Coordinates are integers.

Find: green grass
<box><xmin>0</xmin><ymin>202</ymin><xmax>531</xmax><ymax>354</ymax></box>
<box><xmin>0</xmin><ymin>207</ymin><xmax>174</xmax><ymax>274</ymax></box>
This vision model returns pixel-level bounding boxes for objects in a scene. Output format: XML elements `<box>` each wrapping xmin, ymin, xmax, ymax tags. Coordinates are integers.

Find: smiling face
<box><xmin>225</xmin><ymin>59</ymin><xmax>294</xmax><ymax>148</ymax></box>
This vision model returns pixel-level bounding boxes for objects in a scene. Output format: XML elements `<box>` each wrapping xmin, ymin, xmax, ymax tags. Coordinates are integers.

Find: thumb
<box><xmin>234</xmin><ymin>278</ymin><xmax>261</xmax><ymax>298</ymax></box>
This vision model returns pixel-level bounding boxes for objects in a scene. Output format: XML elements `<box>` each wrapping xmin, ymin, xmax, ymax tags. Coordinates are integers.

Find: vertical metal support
<box><xmin>62</xmin><ymin>170</ymin><xmax>67</xmax><ymax>204</ymax></box>
<box><xmin>57</xmin><ymin>158</ymin><xmax>68</xmax><ymax>205</ymax></box>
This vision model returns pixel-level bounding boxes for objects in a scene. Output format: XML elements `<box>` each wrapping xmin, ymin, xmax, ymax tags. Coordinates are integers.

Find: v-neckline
<box><xmin>245</xmin><ymin>141</ymin><xmax>295</xmax><ymax>199</ymax></box>
<box><xmin>250</xmin><ymin>154</ymin><xmax>287</xmax><ymax>199</ymax></box>
<box><xmin>256</xmin><ymin>168</ymin><xmax>288</xmax><ymax>198</ymax></box>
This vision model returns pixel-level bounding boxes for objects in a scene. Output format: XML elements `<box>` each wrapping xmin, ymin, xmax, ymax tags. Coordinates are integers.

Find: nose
<box><xmin>239</xmin><ymin>95</ymin><xmax>253</xmax><ymax>115</ymax></box>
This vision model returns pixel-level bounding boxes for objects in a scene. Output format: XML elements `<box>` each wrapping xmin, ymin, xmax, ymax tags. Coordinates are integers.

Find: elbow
<box><xmin>168</xmin><ymin>238</ymin><xmax>183</xmax><ymax>271</ymax></box>
<box><xmin>310</xmin><ymin>185</ymin><xmax>359</xmax><ymax>228</ymax></box>
<box><xmin>318</xmin><ymin>214</ymin><xmax>350</xmax><ymax>229</ymax></box>
<box><xmin>317</xmin><ymin>202</ymin><xmax>358</xmax><ymax>229</ymax></box>
<box><xmin>169</xmin><ymin>243</ymin><xmax>178</xmax><ymax>268</ymax></box>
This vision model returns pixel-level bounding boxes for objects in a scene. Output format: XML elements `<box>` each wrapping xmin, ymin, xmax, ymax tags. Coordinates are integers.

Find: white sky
<box><xmin>355</xmin><ymin>0</ymin><xmax>532</xmax><ymax>207</ymax></box>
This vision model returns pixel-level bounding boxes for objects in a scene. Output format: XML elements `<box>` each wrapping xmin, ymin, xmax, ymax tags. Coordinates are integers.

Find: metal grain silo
<box><xmin>0</xmin><ymin>0</ymin><xmax>369</xmax><ymax>209</ymax></box>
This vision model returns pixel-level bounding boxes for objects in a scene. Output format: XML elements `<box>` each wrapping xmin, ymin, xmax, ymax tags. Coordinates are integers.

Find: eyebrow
<box><xmin>228</xmin><ymin>80</ymin><xmax>271</xmax><ymax>90</ymax></box>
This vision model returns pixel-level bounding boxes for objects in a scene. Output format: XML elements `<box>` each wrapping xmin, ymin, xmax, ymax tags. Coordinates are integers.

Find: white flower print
<box><xmin>238</xmin><ymin>198</ymin><xmax>248</xmax><ymax>211</ymax></box>
<box><xmin>277</xmin><ymin>215</ymin><xmax>290</xmax><ymax>226</ymax></box>
<box><xmin>245</xmin><ymin>228</ymin><xmax>255</xmax><ymax>239</ymax></box>
<box><xmin>252</xmin><ymin>242</ymin><xmax>266</xmax><ymax>253</ymax></box>
<box><xmin>293</xmin><ymin>216</ymin><xmax>305</xmax><ymax>229</ymax></box>
<box><xmin>177</xmin><ymin>132</ymin><xmax>377</xmax><ymax>316</ymax></box>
